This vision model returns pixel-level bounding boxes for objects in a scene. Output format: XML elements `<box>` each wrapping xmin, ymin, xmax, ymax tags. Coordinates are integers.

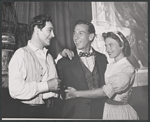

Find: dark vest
<box><xmin>80</xmin><ymin>60</ymin><xmax>100</xmax><ymax>89</ymax></box>
<box><xmin>80</xmin><ymin>60</ymin><xmax>105</xmax><ymax>119</ymax></box>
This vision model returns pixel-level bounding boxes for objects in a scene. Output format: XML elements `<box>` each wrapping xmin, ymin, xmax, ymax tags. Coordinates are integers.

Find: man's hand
<box><xmin>47</xmin><ymin>77</ymin><xmax>61</xmax><ymax>91</ymax></box>
<box><xmin>60</xmin><ymin>49</ymin><xmax>74</xmax><ymax>60</ymax></box>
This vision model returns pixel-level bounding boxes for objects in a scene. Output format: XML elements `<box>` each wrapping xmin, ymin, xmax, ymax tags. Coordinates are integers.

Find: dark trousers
<box><xmin>19</xmin><ymin>98</ymin><xmax>65</xmax><ymax>118</ymax></box>
<box><xmin>19</xmin><ymin>103</ymin><xmax>52</xmax><ymax>118</ymax></box>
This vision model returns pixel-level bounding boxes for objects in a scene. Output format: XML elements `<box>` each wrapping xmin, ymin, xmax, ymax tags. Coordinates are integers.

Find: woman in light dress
<box><xmin>65</xmin><ymin>31</ymin><xmax>139</xmax><ymax>120</ymax></box>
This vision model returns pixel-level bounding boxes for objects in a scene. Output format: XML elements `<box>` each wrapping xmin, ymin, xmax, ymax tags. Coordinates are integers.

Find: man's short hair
<box><xmin>74</xmin><ymin>20</ymin><xmax>95</xmax><ymax>34</ymax></box>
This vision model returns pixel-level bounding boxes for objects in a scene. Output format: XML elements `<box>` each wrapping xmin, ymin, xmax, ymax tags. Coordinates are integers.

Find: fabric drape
<box><xmin>91</xmin><ymin>2</ymin><xmax>148</xmax><ymax>68</ymax></box>
<box><xmin>14</xmin><ymin>2</ymin><xmax>92</xmax><ymax>59</ymax></box>
<box><xmin>14</xmin><ymin>2</ymin><xmax>44</xmax><ymax>24</ymax></box>
<box><xmin>43</xmin><ymin>2</ymin><xmax>92</xmax><ymax>58</ymax></box>
<box><xmin>114</xmin><ymin>2</ymin><xmax>148</xmax><ymax>67</ymax></box>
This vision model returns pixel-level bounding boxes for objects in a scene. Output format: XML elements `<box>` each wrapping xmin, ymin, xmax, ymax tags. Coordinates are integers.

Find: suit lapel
<box><xmin>69</xmin><ymin>54</ymin><xmax>88</xmax><ymax>90</ymax></box>
<box><xmin>94</xmin><ymin>51</ymin><xmax>105</xmax><ymax>86</ymax></box>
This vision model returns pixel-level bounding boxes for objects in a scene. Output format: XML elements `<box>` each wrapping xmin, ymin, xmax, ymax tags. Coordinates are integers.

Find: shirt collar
<box><xmin>113</xmin><ymin>57</ymin><xmax>127</xmax><ymax>65</ymax></box>
<box><xmin>28</xmin><ymin>40</ymin><xmax>48</xmax><ymax>54</ymax></box>
<box><xmin>77</xmin><ymin>47</ymin><xmax>93</xmax><ymax>55</ymax></box>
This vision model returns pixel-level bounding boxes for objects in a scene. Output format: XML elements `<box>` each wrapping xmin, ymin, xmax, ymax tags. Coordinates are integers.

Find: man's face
<box><xmin>38</xmin><ymin>21</ymin><xmax>54</xmax><ymax>47</ymax></box>
<box><xmin>73</xmin><ymin>24</ymin><xmax>91</xmax><ymax>52</ymax></box>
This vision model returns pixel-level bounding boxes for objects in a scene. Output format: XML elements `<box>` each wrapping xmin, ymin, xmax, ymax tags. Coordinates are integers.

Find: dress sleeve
<box><xmin>103</xmin><ymin>66</ymin><xmax>135</xmax><ymax>98</ymax></box>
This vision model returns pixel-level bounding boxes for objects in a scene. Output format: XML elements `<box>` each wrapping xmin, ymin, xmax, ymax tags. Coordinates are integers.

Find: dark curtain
<box><xmin>14</xmin><ymin>2</ymin><xmax>44</xmax><ymax>48</ymax></box>
<box><xmin>15</xmin><ymin>2</ymin><xmax>44</xmax><ymax>24</ymax></box>
<box><xmin>14</xmin><ymin>2</ymin><xmax>92</xmax><ymax>59</ymax></box>
<box><xmin>43</xmin><ymin>2</ymin><xmax>92</xmax><ymax>58</ymax></box>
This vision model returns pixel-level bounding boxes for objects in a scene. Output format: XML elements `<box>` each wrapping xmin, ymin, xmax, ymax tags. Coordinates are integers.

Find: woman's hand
<box><xmin>65</xmin><ymin>87</ymin><xmax>77</xmax><ymax>99</ymax></box>
<box><xmin>121</xmin><ymin>88</ymin><xmax>133</xmax><ymax>103</ymax></box>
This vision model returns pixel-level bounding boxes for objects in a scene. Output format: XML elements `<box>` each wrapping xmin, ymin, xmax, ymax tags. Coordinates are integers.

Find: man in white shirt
<box><xmin>8</xmin><ymin>14</ymin><xmax>73</xmax><ymax>118</ymax></box>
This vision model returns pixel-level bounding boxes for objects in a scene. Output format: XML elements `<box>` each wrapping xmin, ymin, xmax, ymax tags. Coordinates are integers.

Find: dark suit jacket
<box><xmin>56</xmin><ymin>49</ymin><xmax>108</xmax><ymax>119</ymax></box>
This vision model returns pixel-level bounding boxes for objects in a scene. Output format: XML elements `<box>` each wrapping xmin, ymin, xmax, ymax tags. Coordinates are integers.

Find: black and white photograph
<box><xmin>2</xmin><ymin>1</ymin><xmax>148</xmax><ymax>120</ymax></box>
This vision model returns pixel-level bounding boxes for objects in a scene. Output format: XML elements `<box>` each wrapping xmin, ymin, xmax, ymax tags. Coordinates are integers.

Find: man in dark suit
<box><xmin>56</xmin><ymin>20</ymin><xmax>108</xmax><ymax>119</ymax></box>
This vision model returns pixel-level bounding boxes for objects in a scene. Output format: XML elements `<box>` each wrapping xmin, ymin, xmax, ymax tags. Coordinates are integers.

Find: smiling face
<box><xmin>105</xmin><ymin>37</ymin><xmax>124</xmax><ymax>62</ymax></box>
<box><xmin>37</xmin><ymin>21</ymin><xmax>54</xmax><ymax>47</ymax></box>
<box><xmin>73</xmin><ymin>24</ymin><xmax>92</xmax><ymax>52</ymax></box>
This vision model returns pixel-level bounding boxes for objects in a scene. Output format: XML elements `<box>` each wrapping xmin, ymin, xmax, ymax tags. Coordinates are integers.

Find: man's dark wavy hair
<box><xmin>27</xmin><ymin>14</ymin><xmax>52</xmax><ymax>38</ymax></box>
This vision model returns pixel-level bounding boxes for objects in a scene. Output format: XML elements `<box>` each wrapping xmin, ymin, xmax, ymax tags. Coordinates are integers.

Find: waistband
<box><xmin>21</xmin><ymin>103</ymin><xmax>45</xmax><ymax>107</ymax></box>
<box><xmin>106</xmin><ymin>99</ymin><xmax>128</xmax><ymax>105</ymax></box>
<box><xmin>44</xmin><ymin>97</ymin><xmax>60</xmax><ymax>108</ymax></box>
<box><xmin>21</xmin><ymin>97</ymin><xmax>59</xmax><ymax>108</ymax></box>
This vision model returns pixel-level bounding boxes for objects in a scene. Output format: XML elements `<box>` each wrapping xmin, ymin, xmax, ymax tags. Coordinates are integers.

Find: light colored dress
<box><xmin>102</xmin><ymin>57</ymin><xmax>139</xmax><ymax>120</ymax></box>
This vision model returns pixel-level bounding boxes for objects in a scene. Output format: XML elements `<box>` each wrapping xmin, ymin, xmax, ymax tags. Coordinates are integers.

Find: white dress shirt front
<box><xmin>77</xmin><ymin>48</ymin><xmax>95</xmax><ymax>72</ymax></box>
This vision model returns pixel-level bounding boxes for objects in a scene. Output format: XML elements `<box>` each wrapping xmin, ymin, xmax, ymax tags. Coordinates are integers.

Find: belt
<box><xmin>21</xmin><ymin>103</ymin><xmax>45</xmax><ymax>107</ymax></box>
<box><xmin>43</xmin><ymin>97</ymin><xmax>58</xmax><ymax>108</ymax></box>
<box><xmin>106</xmin><ymin>99</ymin><xmax>128</xmax><ymax>105</ymax></box>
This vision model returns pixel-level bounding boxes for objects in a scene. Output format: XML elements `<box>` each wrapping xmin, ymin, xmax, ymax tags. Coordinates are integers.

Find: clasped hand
<box><xmin>47</xmin><ymin>77</ymin><xmax>61</xmax><ymax>91</ymax></box>
<box><xmin>121</xmin><ymin>88</ymin><xmax>133</xmax><ymax>103</ymax></box>
<box><xmin>65</xmin><ymin>87</ymin><xmax>77</xmax><ymax>99</ymax></box>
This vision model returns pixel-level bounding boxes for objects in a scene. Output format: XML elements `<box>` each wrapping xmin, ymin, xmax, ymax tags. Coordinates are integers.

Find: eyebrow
<box><xmin>47</xmin><ymin>27</ymin><xmax>54</xmax><ymax>30</ymax></box>
<box><xmin>105</xmin><ymin>42</ymin><xmax>113</xmax><ymax>45</ymax></box>
<box><xmin>74</xmin><ymin>30</ymin><xmax>86</xmax><ymax>33</ymax></box>
<box><xmin>80</xmin><ymin>31</ymin><xmax>86</xmax><ymax>33</ymax></box>
<box><xmin>50</xmin><ymin>27</ymin><xmax>54</xmax><ymax>30</ymax></box>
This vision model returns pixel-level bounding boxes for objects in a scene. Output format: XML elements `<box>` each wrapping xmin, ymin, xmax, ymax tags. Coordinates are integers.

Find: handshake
<box><xmin>47</xmin><ymin>77</ymin><xmax>61</xmax><ymax>91</ymax></box>
<box><xmin>46</xmin><ymin>77</ymin><xmax>77</xmax><ymax>100</ymax></box>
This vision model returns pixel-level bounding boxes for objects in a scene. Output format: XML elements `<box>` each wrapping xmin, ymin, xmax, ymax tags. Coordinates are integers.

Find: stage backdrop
<box><xmin>91</xmin><ymin>2</ymin><xmax>148</xmax><ymax>69</ymax></box>
<box><xmin>14</xmin><ymin>2</ymin><xmax>148</xmax><ymax>68</ymax></box>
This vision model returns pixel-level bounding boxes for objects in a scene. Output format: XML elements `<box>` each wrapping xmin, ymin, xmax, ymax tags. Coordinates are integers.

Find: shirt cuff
<box><xmin>37</xmin><ymin>82</ymin><xmax>49</xmax><ymax>93</ymax></box>
<box><xmin>43</xmin><ymin>92</ymin><xmax>58</xmax><ymax>99</ymax></box>
<box><xmin>55</xmin><ymin>53</ymin><xmax>63</xmax><ymax>63</ymax></box>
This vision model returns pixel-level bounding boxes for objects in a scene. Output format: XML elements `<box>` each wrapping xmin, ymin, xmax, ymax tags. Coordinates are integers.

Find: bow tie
<box><xmin>79</xmin><ymin>52</ymin><xmax>94</xmax><ymax>57</ymax></box>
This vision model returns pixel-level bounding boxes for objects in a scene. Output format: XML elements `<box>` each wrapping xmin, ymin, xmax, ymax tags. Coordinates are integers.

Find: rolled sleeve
<box><xmin>9</xmin><ymin>48</ymin><xmax>39</xmax><ymax>99</ymax></box>
<box><xmin>103</xmin><ymin>84</ymin><xmax>115</xmax><ymax>98</ymax></box>
<box><xmin>37</xmin><ymin>81</ymin><xmax>49</xmax><ymax>93</ymax></box>
<box><xmin>103</xmin><ymin>66</ymin><xmax>135</xmax><ymax>99</ymax></box>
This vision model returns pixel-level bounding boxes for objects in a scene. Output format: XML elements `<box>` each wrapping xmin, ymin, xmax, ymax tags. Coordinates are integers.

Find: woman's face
<box><xmin>105</xmin><ymin>37</ymin><xmax>123</xmax><ymax>61</ymax></box>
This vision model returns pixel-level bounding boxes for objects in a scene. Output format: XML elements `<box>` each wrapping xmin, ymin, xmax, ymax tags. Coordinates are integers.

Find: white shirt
<box><xmin>77</xmin><ymin>48</ymin><xmax>95</xmax><ymax>72</ymax></box>
<box><xmin>9</xmin><ymin>40</ymin><xmax>58</xmax><ymax>100</ymax></box>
